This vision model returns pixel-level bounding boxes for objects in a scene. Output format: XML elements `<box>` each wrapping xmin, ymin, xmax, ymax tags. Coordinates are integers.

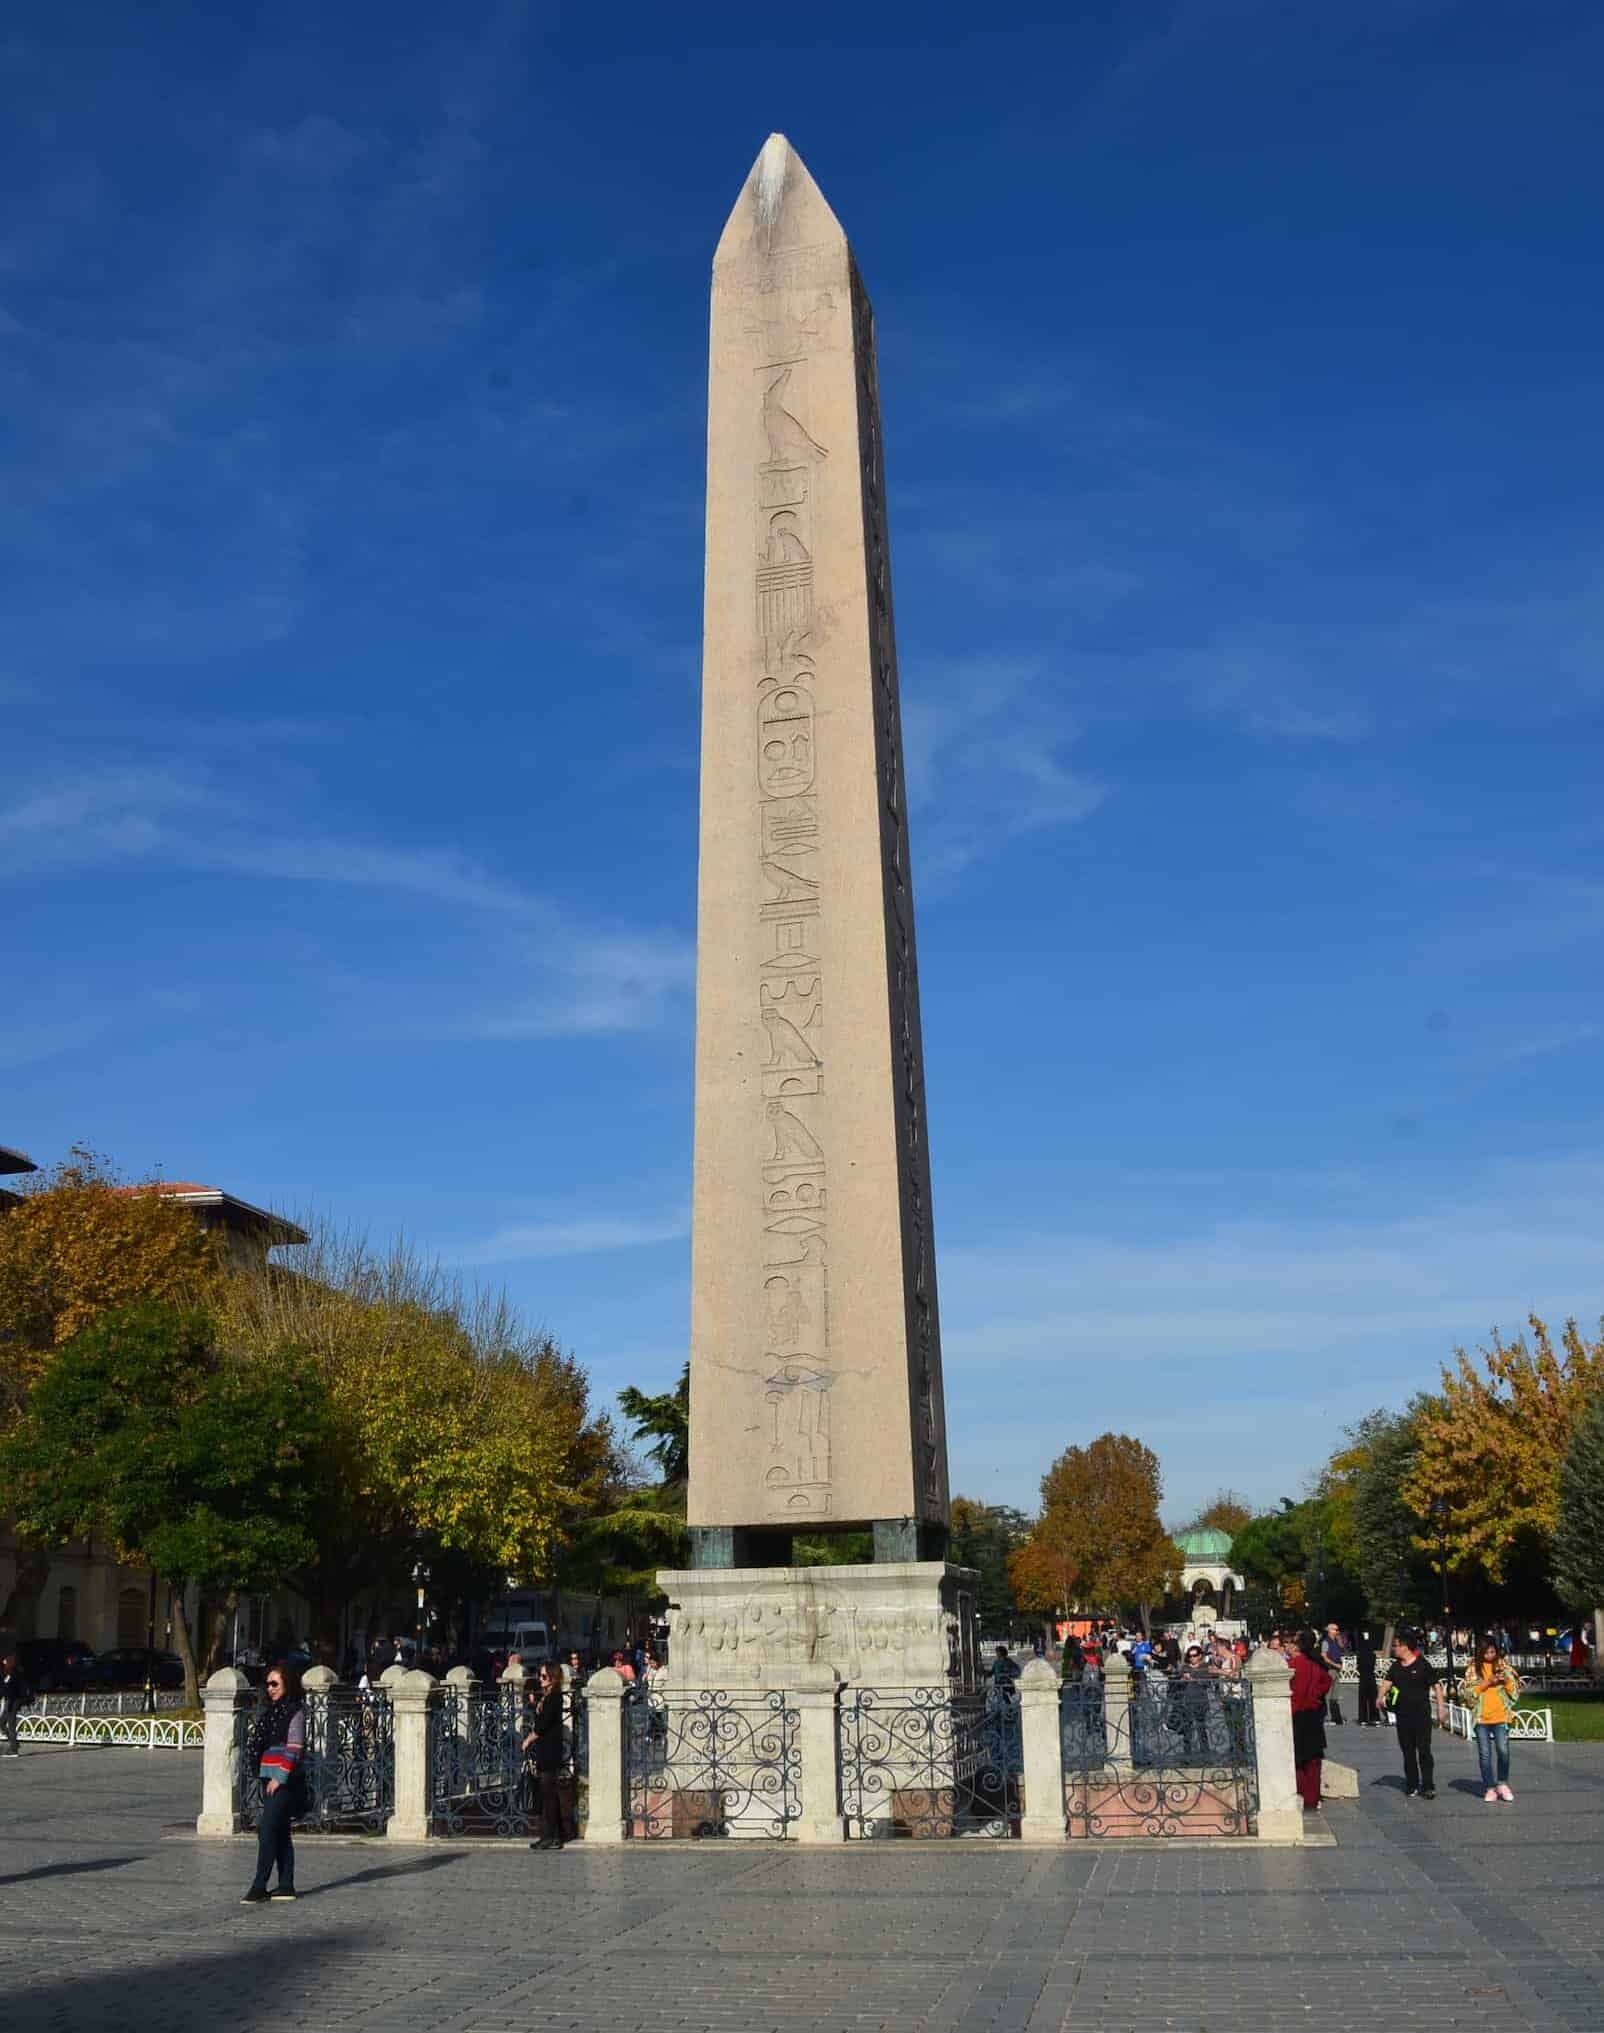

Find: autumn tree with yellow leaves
<box><xmin>0</xmin><ymin>1148</ymin><xmax>224</xmax><ymax>1407</ymax></box>
<box><xmin>1022</xmin><ymin>1432</ymin><xmax>1181</xmax><ymax>1629</ymax></box>
<box><xmin>215</xmin><ymin>1220</ymin><xmax>615</xmax><ymax>1650</ymax></box>
<box><xmin>1006</xmin><ymin>1535</ymin><xmax>1080</xmax><ymax>1618</ymax></box>
<box><xmin>0</xmin><ymin>1150</ymin><xmax>228</xmax><ymax>1634</ymax></box>
<box><xmin>1402</xmin><ymin>1315</ymin><xmax>1604</xmax><ymax>1585</ymax></box>
<box><xmin>2</xmin><ymin>1155</ymin><xmax>615</xmax><ymax>1655</ymax></box>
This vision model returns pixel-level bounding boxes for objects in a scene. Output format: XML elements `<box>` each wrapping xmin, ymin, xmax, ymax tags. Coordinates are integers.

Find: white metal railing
<box><xmin>1444</xmin><ymin>1701</ymin><xmax>1552</xmax><ymax>1744</ymax></box>
<box><xmin>1336</xmin><ymin>1655</ymin><xmax>1578</xmax><ymax>1689</ymax></box>
<box><xmin>16</xmin><ymin>1712</ymin><xmax>204</xmax><ymax>1750</ymax></box>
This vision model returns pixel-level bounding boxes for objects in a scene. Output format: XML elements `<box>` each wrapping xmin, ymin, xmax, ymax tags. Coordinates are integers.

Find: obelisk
<box><xmin>663</xmin><ymin>137</ymin><xmax>970</xmax><ymax>1691</ymax></box>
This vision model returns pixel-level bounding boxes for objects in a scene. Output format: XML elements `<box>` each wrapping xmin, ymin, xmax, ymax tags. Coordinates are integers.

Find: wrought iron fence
<box><xmin>625</xmin><ymin>1688</ymin><xmax>799</xmax><ymax>1839</ymax></box>
<box><xmin>428</xmin><ymin>1684</ymin><xmax>587</xmax><ymax>1838</ymax></box>
<box><xmin>839</xmin><ymin>1687</ymin><xmax>1021</xmax><ymax>1839</ymax></box>
<box><xmin>34</xmin><ymin>1691</ymin><xmax>188</xmax><ymax>1717</ymax></box>
<box><xmin>235</xmin><ymin>1689</ymin><xmax>394</xmax><ymax>1834</ymax></box>
<box><xmin>1060</xmin><ymin>1675</ymin><xmax>1256</xmax><ymax>1838</ymax></box>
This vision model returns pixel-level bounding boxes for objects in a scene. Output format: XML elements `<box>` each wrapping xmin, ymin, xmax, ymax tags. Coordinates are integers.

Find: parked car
<box><xmin>93</xmin><ymin>1647</ymin><xmax>185</xmax><ymax>1690</ymax></box>
<box><xmin>16</xmin><ymin>1638</ymin><xmax>99</xmax><ymax>1692</ymax></box>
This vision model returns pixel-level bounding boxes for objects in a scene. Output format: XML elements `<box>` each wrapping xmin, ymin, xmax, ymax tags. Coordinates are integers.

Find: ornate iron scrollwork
<box><xmin>427</xmin><ymin>1685</ymin><xmax>586</xmax><ymax>1839</ymax></box>
<box><xmin>624</xmin><ymin>1688</ymin><xmax>799</xmax><ymax>1839</ymax></box>
<box><xmin>839</xmin><ymin>1686</ymin><xmax>1021</xmax><ymax>1838</ymax></box>
<box><xmin>236</xmin><ymin>1690</ymin><xmax>394</xmax><ymax>1834</ymax></box>
<box><xmin>1060</xmin><ymin>1673</ymin><xmax>1256</xmax><ymax>1838</ymax></box>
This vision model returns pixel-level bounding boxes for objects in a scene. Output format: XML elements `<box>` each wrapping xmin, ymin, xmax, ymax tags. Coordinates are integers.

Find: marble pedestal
<box><xmin>657</xmin><ymin>1561</ymin><xmax>977</xmax><ymax>1690</ymax></box>
<box><xmin>654</xmin><ymin>1561</ymin><xmax>978</xmax><ymax>1842</ymax></box>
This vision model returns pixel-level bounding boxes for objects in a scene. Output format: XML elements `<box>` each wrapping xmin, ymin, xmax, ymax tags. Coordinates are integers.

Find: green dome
<box><xmin>1178</xmin><ymin>1527</ymin><xmax>1234</xmax><ymax>1561</ymax></box>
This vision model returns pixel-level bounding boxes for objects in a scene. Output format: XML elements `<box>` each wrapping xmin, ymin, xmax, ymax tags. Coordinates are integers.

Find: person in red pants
<box><xmin>1289</xmin><ymin>1628</ymin><xmax>1333</xmax><ymax>1812</ymax></box>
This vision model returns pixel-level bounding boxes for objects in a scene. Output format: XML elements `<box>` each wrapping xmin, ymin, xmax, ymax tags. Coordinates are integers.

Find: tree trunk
<box><xmin>204</xmin><ymin>1593</ymin><xmax>236</xmax><ymax>1677</ymax></box>
<box><xmin>168</xmin><ymin>1584</ymin><xmax>200</xmax><ymax>1708</ymax></box>
<box><xmin>0</xmin><ymin>1542</ymin><xmax>52</xmax><ymax>1639</ymax></box>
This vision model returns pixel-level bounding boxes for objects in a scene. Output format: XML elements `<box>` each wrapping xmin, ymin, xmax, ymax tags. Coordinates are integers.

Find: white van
<box><xmin>482</xmin><ymin>1617</ymin><xmax>553</xmax><ymax>1665</ymax></box>
<box><xmin>510</xmin><ymin>1620</ymin><xmax>553</xmax><ymax>1664</ymax></box>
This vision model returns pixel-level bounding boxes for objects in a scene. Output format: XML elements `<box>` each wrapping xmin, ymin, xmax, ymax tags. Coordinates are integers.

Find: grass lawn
<box><xmin>1519</xmin><ymin>1694</ymin><xmax>1604</xmax><ymax>1743</ymax></box>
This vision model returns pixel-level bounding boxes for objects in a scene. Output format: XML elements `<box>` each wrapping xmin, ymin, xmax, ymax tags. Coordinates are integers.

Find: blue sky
<box><xmin>7</xmin><ymin>1</ymin><xmax>1604</xmax><ymax>1525</ymax></box>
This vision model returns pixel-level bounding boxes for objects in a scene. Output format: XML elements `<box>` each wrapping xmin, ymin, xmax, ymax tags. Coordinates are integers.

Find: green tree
<box><xmin>1553</xmin><ymin>1386</ymin><xmax>1604</xmax><ymax>1616</ymax></box>
<box><xmin>617</xmin><ymin>1362</ymin><xmax>689</xmax><ymax>1488</ymax></box>
<box><xmin>949</xmin><ymin>1498</ymin><xmax>1031</xmax><ymax>1631</ymax></box>
<box><xmin>1349</xmin><ymin>1404</ymin><xmax>1436</xmax><ymax>1624</ymax></box>
<box><xmin>559</xmin><ymin>1364</ymin><xmax>692</xmax><ymax>1601</ymax></box>
<box><xmin>1229</xmin><ymin>1496</ymin><xmax>1362</xmax><ymax>1626</ymax></box>
<box><xmin>0</xmin><ymin>1303</ymin><xmax>330</xmax><ymax>1703</ymax></box>
<box><xmin>1229</xmin><ymin>1505</ymin><xmax>1306</xmax><ymax>1596</ymax></box>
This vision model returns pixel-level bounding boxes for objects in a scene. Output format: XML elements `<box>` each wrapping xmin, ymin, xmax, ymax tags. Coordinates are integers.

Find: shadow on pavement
<box><xmin>296</xmin><ymin>1851</ymin><xmax>469</xmax><ymax>1898</ymax></box>
<box><xmin>10</xmin><ymin>1930</ymin><xmax>346</xmax><ymax>2033</ymax></box>
<box><xmin>0</xmin><ymin>1855</ymin><xmax>146</xmax><ymax>1888</ymax></box>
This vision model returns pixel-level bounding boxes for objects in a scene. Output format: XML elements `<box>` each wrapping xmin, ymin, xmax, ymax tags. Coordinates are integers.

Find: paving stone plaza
<box><xmin>2</xmin><ymin>1724</ymin><xmax>1602</xmax><ymax>2032</ymax></box>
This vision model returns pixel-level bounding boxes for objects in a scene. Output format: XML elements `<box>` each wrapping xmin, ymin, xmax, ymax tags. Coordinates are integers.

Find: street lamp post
<box><xmin>143</xmin><ymin>1571</ymin><xmax>158</xmax><ymax>1717</ymax></box>
<box><xmin>412</xmin><ymin>1561</ymin><xmax>429</xmax><ymax>1663</ymax></box>
<box><xmin>1430</xmin><ymin>1497</ymin><xmax>1454</xmax><ymax>1689</ymax></box>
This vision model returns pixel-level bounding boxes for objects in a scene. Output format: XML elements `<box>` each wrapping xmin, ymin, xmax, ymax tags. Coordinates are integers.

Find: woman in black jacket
<box><xmin>242</xmin><ymin>1662</ymin><xmax>307</xmax><ymax>1903</ymax></box>
<box><xmin>521</xmin><ymin>1662</ymin><xmax>567</xmax><ymax>1851</ymax></box>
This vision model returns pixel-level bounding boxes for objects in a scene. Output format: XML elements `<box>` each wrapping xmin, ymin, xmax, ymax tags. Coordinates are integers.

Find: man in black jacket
<box><xmin>1</xmin><ymin>1651</ymin><xmax>31</xmax><ymax>1758</ymax></box>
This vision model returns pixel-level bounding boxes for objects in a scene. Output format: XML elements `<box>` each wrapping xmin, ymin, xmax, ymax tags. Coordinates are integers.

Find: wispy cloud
<box><xmin>0</xmin><ymin>765</ymin><xmax>535</xmax><ymax>912</ymax></box>
<box><xmin>0</xmin><ymin>764</ymin><xmax>691</xmax><ymax>1040</ymax></box>
<box><xmin>451</xmin><ymin>1208</ymin><xmax>689</xmax><ymax>1266</ymax></box>
<box><xmin>466</xmin><ymin>926</ymin><xmax>694</xmax><ymax>1039</ymax></box>
<box><xmin>902</xmin><ymin>654</ymin><xmax>1106</xmax><ymax>877</ymax></box>
<box><xmin>938</xmin><ymin>1154</ymin><xmax>1604</xmax><ymax>1514</ymax></box>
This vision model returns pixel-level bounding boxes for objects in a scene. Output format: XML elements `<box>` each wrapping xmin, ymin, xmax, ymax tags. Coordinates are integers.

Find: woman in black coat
<box><xmin>521</xmin><ymin>1662</ymin><xmax>567</xmax><ymax>1851</ymax></box>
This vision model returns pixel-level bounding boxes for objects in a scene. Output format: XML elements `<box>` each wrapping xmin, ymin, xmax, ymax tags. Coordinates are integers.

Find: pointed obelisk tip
<box><xmin>714</xmin><ymin>132</ymin><xmax>847</xmax><ymax>264</ymax></box>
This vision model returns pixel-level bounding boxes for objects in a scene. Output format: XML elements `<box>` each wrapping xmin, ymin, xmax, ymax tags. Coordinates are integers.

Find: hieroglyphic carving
<box><xmin>753</xmin><ymin>332</ymin><xmax>833</xmax><ymax>1519</ymax></box>
<box><xmin>851</xmin><ymin>262</ymin><xmax>945</xmax><ymax>1510</ymax></box>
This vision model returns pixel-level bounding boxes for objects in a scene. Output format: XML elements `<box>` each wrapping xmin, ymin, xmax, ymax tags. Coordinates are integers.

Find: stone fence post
<box><xmin>387</xmin><ymin>1668</ymin><xmax>439</xmax><ymax>1842</ymax></box>
<box><xmin>1017</xmin><ymin>1658</ymin><xmax>1064</xmax><ymax>1842</ymax></box>
<box><xmin>789</xmin><ymin>1667</ymin><xmax>844</xmax><ymax>1843</ymax></box>
<box><xmin>581</xmin><ymin>1667</ymin><xmax>628</xmax><ymax>1844</ymax></box>
<box><xmin>1245</xmin><ymin>1646</ymin><xmax>1301</xmax><ymax>1841</ymax></box>
<box><xmin>1102</xmin><ymin>1650</ymin><xmax>1132</xmax><ymax>1768</ymax></box>
<box><xmin>196</xmin><ymin>1667</ymin><xmax>256</xmax><ymax>1835</ymax></box>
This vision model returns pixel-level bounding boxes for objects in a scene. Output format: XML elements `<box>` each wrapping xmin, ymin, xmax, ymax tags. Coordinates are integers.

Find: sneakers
<box><xmin>269</xmin><ymin>1888</ymin><xmax>298</xmax><ymax>1901</ymax></box>
<box><xmin>240</xmin><ymin>1888</ymin><xmax>270</xmax><ymax>1905</ymax></box>
<box><xmin>1496</xmin><ymin>1783</ymin><xmax>1515</xmax><ymax>1802</ymax></box>
<box><xmin>1404</xmin><ymin>1786</ymin><xmax>1419</xmax><ymax>1797</ymax></box>
<box><xmin>1484</xmin><ymin>1788</ymin><xmax>1499</xmax><ymax>1803</ymax></box>
<box><xmin>1420</xmin><ymin>1788</ymin><xmax>1437</xmax><ymax>1800</ymax></box>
